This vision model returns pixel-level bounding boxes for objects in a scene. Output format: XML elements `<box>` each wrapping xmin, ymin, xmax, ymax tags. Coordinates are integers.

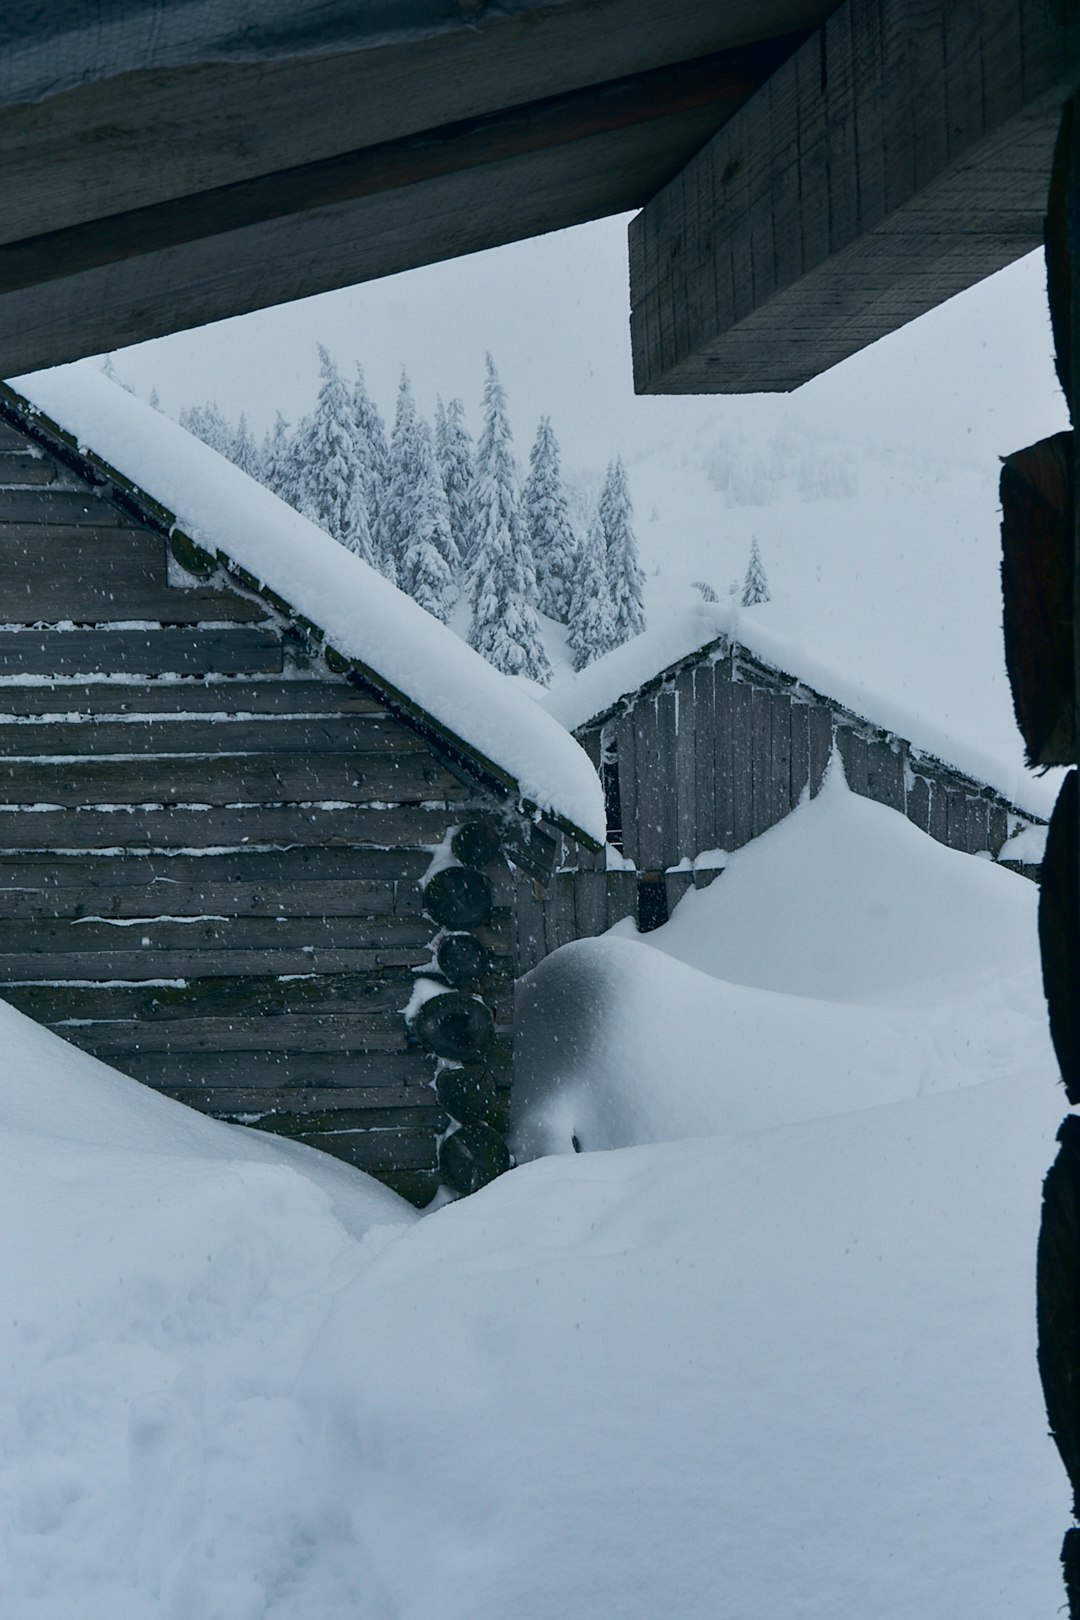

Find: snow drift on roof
<box><xmin>8</xmin><ymin>364</ymin><xmax>605</xmax><ymax>845</ymax></box>
<box><xmin>543</xmin><ymin>602</ymin><xmax>1051</xmax><ymax>818</ymax></box>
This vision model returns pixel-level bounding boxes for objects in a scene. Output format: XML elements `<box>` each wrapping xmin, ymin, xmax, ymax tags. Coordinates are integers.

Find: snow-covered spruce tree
<box><xmin>468</xmin><ymin>355</ymin><xmax>551</xmax><ymax>683</ymax></box>
<box><xmin>296</xmin><ymin>345</ymin><xmax>374</xmax><ymax>564</ymax></box>
<box><xmin>397</xmin><ymin>417</ymin><xmax>457</xmax><ymax>622</ymax></box>
<box><xmin>179</xmin><ymin>400</ymin><xmax>234</xmax><ymax>457</ymax></box>
<box><xmin>434</xmin><ymin>395</ymin><xmax>475</xmax><ymax>573</ymax></box>
<box><xmin>229</xmin><ymin>412</ymin><xmax>262</xmax><ymax>480</ymax></box>
<box><xmin>352</xmin><ymin>363</ymin><xmax>394</xmax><ymax>579</ymax></box>
<box><xmin>260</xmin><ymin>412</ymin><xmax>303</xmax><ymax>508</ymax></box>
<box><xmin>741</xmin><ymin>536</ymin><xmax>771</xmax><ymax>606</ymax></box>
<box><xmin>523</xmin><ymin>415</ymin><xmax>579</xmax><ymax>624</ymax></box>
<box><xmin>599</xmin><ymin>456</ymin><xmax>646</xmax><ymax>646</ymax></box>
<box><xmin>566</xmin><ymin>512</ymin><xmax>615</xmax><ymax>672</ymax></box>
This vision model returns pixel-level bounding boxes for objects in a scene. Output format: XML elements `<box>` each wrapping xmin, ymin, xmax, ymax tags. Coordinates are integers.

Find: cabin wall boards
<box><xmin>0</xmin><ymin>405</ymin><xmax>574</xmax><ymax>1205</ymax></box>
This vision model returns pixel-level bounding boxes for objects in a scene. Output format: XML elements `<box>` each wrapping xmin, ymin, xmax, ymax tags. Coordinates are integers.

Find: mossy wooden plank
<box><xmin>0</xmin><ymin>678</ymin><xmax>387</xmax><ymax>716</ymax></box>
<box><xmin>0</xmin><ymin>749</ymin><xmax>467</xmax><ymax>806</ymax></box>
<box><xmin>0</xmin><ymin>626</ymin><xmax>283</xmax><ymax>676</ymax></box>
<box><xmin>0</xmin><ymin>802</ymin><xmax>454</xmax><ymax>850</ymax></box>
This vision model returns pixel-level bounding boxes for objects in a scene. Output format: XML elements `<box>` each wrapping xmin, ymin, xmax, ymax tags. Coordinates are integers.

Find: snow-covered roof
<box><xmin>5</xmin><ymin>365</ymin><xmax>605</xmax><ymax>847</ymax></box>
<box><xmin>544</xmin><ymin>603</ymin><xmax>1051</xmax><ymax>819</ymax></box>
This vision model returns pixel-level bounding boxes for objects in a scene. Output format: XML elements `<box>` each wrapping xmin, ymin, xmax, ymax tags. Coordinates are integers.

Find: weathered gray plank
<box><xmin>0</xmin><ymin>626</ymin><xmax>283</xmax><ymax>676</ymax></box>
<box><xmin>0</xmin><ymin>943</ymin><xmax>433</xmax><ymax>979</ymax></box>
<box><xmin>0</xmin><ymin>525</ymin><xmax>167</xmax><ymax>607</ymax></box>
<box><xmin>571</xmin><ymin>870</ymin><xmax>607</xmax><ymax>939</ymax></box>
<box><xmin>807</xmin><ymin>704</ymin><xmax>833</xmax><ymax>795</ymax></box>
<box><xmin>613</xmin><ymin>707</ymin><xmax>639</xmax><ymax>868</ymax></box>
<box><xmin>836</xmin><ymin>727</ymin><xmax>869</xmax><ymax>797</ymax></box>
<box><xmin>986</xmin><ymin>799</ymin><xmax>1009</xmax><ymax>857</ymax></box>
<box><xmin>866</xmin><ymin>735</ymin><xmax>905</xmax><ymax>813</ymax></box>
<box><xmin>158</xmin><ymin>1086</ymin><xmax>439</xmax><ymax>1115</ymax></box>
<box><xmin>286</xmin><ymin>1128</ymin><xmax>439</xmax><ymax>1173</ymax></box>
<box><xmin>655</xmin><ymin>683</ymin><xmax>679</xmax><ymax>860</ymax></box>
<box><xmin>769</xmin><ymin>687</ymin><xmax>792</xmax><ymax>826</ymax></box>
<box><xmin>7</xmin><ymin>588</ymin><xmax>269</xmax><ymax>626</ymax></box>
<box><xmin>634</xmin><ymin>693</ymin><xmax>664</xmax><ymax>869</ymax></box>
<box><xmin>0</xmin><ymin>801</ymin><xmax>454</xmax><ymax>850</ymax></box>
<box><xmin>730</xmin><ymin>678</ymin><xmax>753</xmax><ymax>848</ymax></box>
<box><xmin>712</xmin><ymin>659</ymin><xmax>734</xmax><ymax>850</ymax></box>
<box><xmin>0</xmin><ymin>844</ymin><xmax>430</xmax><ymax>890</ymax></box>
<box><xmin>691</xmin><ymin>661</ymin><xmax>717</xmax><ymax>850</ymax></box>
<box><xmin>0</xmin><ymin>749</ymin><xmax>465</xmax><ymax>806</ymax></box>
<box><xmin>0</xmin><ymin>678</ymin><xmax>386</xmax><ymax>716</ymax></box>
<box><xmin>664</xmin><ymin>869</ymin><xmax>695</xmax><ymax>914</ymax></box>
<box><xmin>0</xmin><ymin>713</ymin><xmax>423</xmax><ymax>758</ymax></box>
<box><xmin>0</xmin><ymin>913</ymin><xmax>433</xmax><ymax>956</ymax></box>
<box><xmin>928</xmin><ymin>781</ymin><xmax>948</xmax><ymax>846</ymax></box>
<box><xmin>673</xmin><ymin>666</ymin><xmax>697</xmax><ymax>861</ymax></box>
<box><xmin>750</xmin><ymin>684</ymin><xmax>772</xmax><ymax>837</ymax></box>
<box><xmin>604</xmin><ymin>870</ymin><xmax>637</xmax><ymax>928</ymax></box>
<box><xmin>0</xmin><ymin>876</ymin><xmax>424</xmax><ymax>920</ymax></box>
<box><xmin>789</xmin><ymin>698</ymin><xmax>810</xmax><ymax>805</ymax></box>
<box><xmin>0</xmin><ymin>452</ymin><xmax>57</xmax><ymax>485</ymax></box>
<box><xmin>59</xmin><ymin>1013</ymin><xmax>410</xmax><ymax>1054</ymax></box>
<box><xmin>3</xmin><ymin>971</ymin><xmax>419</xmax><ymax>1024</ymax></box>
<box><xmin>906</xmin><ymin>772</ymin><xmax>932</xmax><ymax>834</ymax></box>
<box><xmin>116</xmin><ymin>1048</ymin><xmax>434</xmax><ymax>1089</ymax></box>
<box><xmin>945</xmin><ymin>788</ymin><xmax>970</xmax><ymax>851</ymax></box>
<box><xmin>966</xmin><ymin>794</ymin><xmax>991</xmax><ymax>854</ymax></box>
<box><xmin>0</xmin><ymin>489</ymin><xmax>126</xmax><ymax>525</ymax></box>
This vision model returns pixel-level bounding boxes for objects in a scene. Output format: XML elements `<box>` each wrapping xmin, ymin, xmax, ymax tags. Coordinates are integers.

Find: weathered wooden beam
<box><xmin>630</xmin><ymin>0</ymin><xmax>1080</xmax><ymax>393</ymax></box>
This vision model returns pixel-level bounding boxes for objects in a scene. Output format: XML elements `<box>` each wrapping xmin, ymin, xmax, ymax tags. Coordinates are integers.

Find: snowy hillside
<box><xmin>0</xmin><ymin>778</ymin><xmax>1066</xmax><ymax>1617</ymax></box>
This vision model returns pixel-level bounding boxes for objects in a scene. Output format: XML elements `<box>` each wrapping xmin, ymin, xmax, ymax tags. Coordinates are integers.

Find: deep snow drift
<box><xmin>0</xmin><ymin>775</ymin><xmax>1068</xmax><ymax>1618</ymax></box>
<box><xmin>513</xmin><ymin>767</ymin><xmax>1053</xmax><ymax>1156</ymax></box>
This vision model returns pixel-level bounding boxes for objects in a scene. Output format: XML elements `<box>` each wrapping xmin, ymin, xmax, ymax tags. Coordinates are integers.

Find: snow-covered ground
<box><xmin>1</xmin><ymin>772</ymin><xmax>1067</xmax><ymax>1617</ymax></box>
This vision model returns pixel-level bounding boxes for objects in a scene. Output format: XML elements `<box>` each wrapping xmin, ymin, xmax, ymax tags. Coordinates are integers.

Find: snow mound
<box><xmin>644</xmin><ymin>759</ymin><xmax>1039</xmax><ymax>1001</ymax></box>
<box><xmin>513</xmin><ymin>774</ymin><xmax>1051</xmax><ymax>1157</ymax></box>
<box><xmin>6</xmin><ymin>366</ymin><xmax>605</xmax><ymax>845</ymax></box>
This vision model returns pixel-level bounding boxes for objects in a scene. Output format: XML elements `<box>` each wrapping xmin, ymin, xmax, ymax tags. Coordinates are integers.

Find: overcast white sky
<box><xmin>110</xmin><ymin>215</ymin><xmax>1064</xmax><ymax>479</ymax></box>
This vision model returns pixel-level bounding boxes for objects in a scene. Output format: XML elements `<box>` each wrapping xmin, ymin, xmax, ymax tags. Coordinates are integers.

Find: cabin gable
<box><xmin>0</xmin><ymin>416</ymin><xmax>544</xmax><ymax>1204</ymax></box>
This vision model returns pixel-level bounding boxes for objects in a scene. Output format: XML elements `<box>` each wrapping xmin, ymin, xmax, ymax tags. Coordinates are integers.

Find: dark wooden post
<box><xmin>1023</xmin><ymin>89</ymin><xmax>1080</xmax><ymax>1617</ymax></box>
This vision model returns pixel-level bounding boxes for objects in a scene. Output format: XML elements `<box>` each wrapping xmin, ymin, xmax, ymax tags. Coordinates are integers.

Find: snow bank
<box><xmin>513</xmin><ymin>774</ymin><xmax>1051</xmax><ymax>1156</ymax></box>
<box><xmin>2</xmin><ymin>991</ymin><xmax>1062</xmax><ymax>1616</ymax></box>
<box><xmin>544</xmin><ymin>598</ymin><xmax>1053</xmax><ymax>818</ymax></box>
<box><xmin>6</xmin><ymin>366</ymin><xmax>605</xmax><ymax>845</ymax></box>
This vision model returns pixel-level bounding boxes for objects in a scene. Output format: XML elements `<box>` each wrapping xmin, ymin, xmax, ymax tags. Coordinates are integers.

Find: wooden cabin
<box><xmin>516</xmin><ymin>620</ymin><xmax>1047</xmax><ymax>972</ymax></box>
<box><xmin>0</xmin><ymin>376</ymin><xmax>602</xmax><ymax>1205</ymax></box>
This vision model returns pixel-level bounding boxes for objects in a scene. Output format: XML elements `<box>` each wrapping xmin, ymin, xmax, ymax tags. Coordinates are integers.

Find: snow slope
<box><xmin>4</xmin><ymin>367</ymin><xmax>605</xmax><ymax>845</ymax></box>
<box><xmin>513</xmin><ymin>768</ymin><xmax>1051</xmax><ymax>1154</ymax></box>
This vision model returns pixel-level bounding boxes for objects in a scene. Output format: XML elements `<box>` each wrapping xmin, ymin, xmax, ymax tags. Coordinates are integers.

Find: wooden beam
<box><xmin>630</xmin><ymin>0</ymin><xmax>1080</xmax><ymax>394</ymax></box>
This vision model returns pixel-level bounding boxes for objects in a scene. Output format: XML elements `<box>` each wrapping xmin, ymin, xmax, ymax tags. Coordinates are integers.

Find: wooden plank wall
<box><xmin>517</xmin><ymin>640</ymin><xmax>1043</xmax><ymax>974</ymax></box>
<box><xmin>0</xmin><ymin>425</ymin><xmax>518</xmax><ymax>1203</ymax></box>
